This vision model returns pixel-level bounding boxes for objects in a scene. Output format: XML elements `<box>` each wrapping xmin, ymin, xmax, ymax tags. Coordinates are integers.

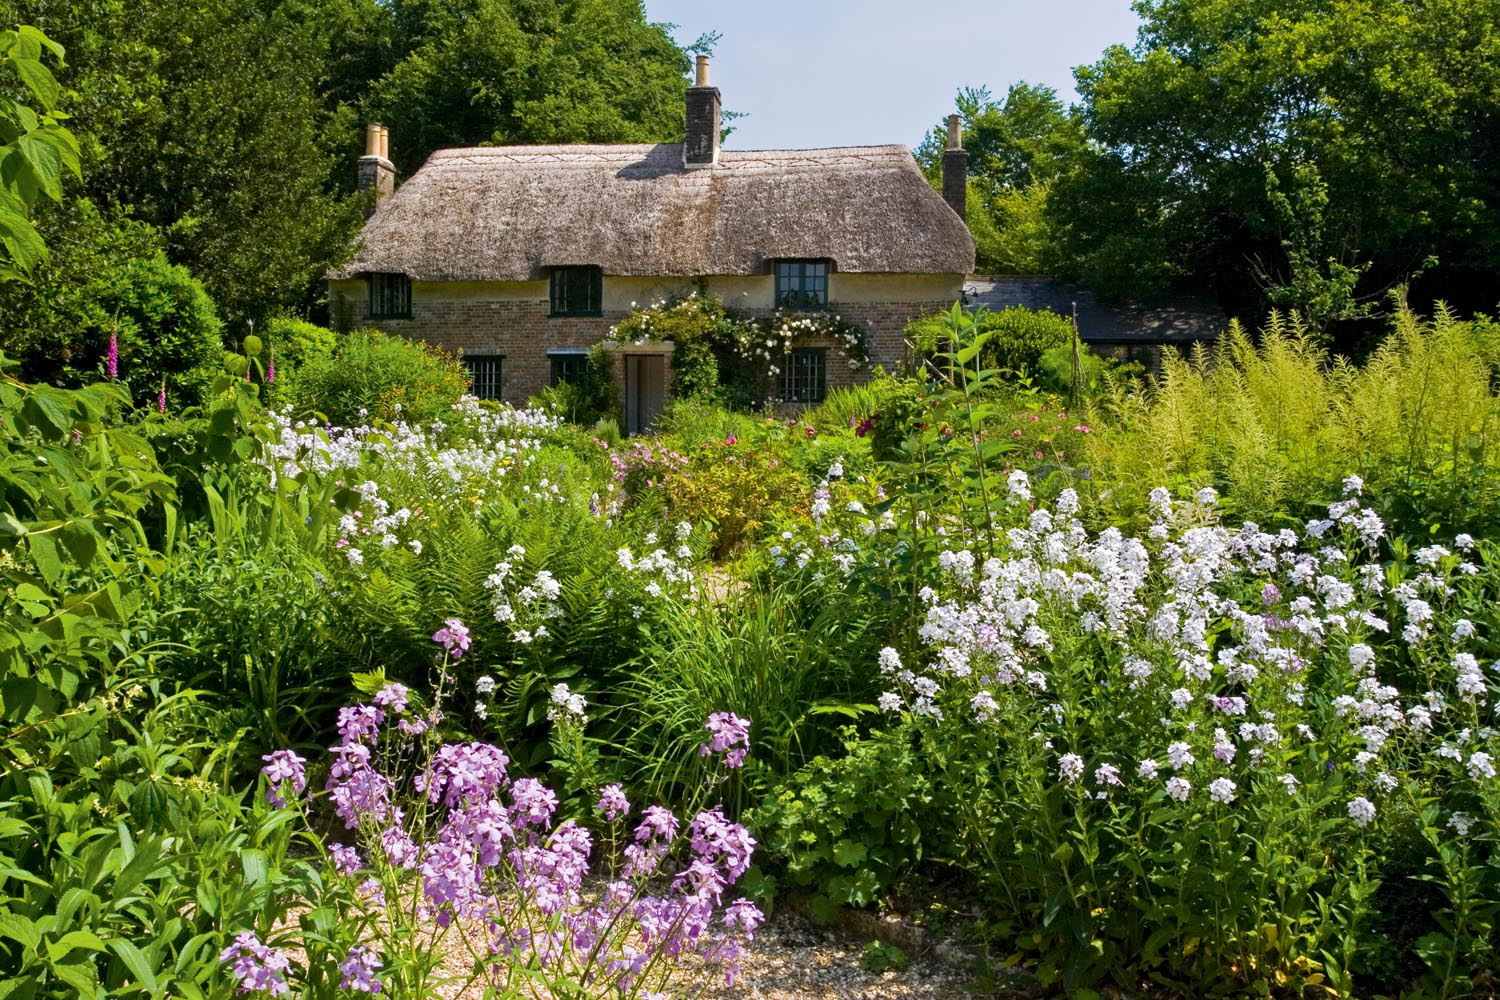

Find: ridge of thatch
<box><xmin>333</xmin><ymin>143</ymin><xmax>976</xmax><ymax>281</ymax></box>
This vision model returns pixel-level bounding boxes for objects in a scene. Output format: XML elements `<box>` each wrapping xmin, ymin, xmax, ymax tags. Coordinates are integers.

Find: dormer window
<box><xmin>774</xmin><ymin>260</ymin><xmax>828</xmax><ymax>310</ymax></box>
<box><xmin>368</xmin><ymin>272</ymin><xmax>411</xmax><ymax>318</ymax></box>
<box><xmin>550</xmin><ymin>266</ymin><xmax>603</xmax><ymax>317</ymax></box>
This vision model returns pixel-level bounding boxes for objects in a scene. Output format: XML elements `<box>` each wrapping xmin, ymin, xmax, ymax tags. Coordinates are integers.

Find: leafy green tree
<box><xmin>0</xmin><ymin>0</ymin><xmax>366</xmax><ymax>319</ymax></box>
<box><xmin>0</xmin><ymin>24</ymin><xmax>78</xmax><ymax>281</ymax></box>
<box><xmin>370</xmin><ymin>0</ymin><xmax>691</xmax><ymax>175</ymax></box>
<box><xmin>918</xmin><ymin>84</ymin><xmax>1086</xmax><ymax>274</ymax></box>
<box><xmin>1059</xmin><ymin>0</ymin><xmax>1500</xmax><ymax>323</ymax></box>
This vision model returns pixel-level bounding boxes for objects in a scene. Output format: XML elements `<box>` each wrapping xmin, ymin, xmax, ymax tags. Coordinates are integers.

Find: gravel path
<box><xmin>427</xmin><ymin>908</ymin><xmax>977</xmax><ymax>1000</ymax></box>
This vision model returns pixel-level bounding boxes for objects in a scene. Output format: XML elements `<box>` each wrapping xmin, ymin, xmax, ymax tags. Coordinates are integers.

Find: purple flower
<box><xmin>723</xmin><ymin>898</ymin><xmax>765</xmax><ymax>937</ymax></box>
<box><xmin>1261</xmin><ymin>583</ymin><xmax>1281</xmax><ymax>605</ymax></box>
<box><xmin>699</xmin><ymin>712</ymin><xmax>751</xmax><ymax>769</ymax></box>
<box><xmin>106</xmin><ymin>331</ymin><xmax>118</xmax><ymax>379</ymax></box>
<box><xmin>338</xmin><ymin>945</ymin><xmax>382</xmax><ymax>993</ymax></box>
<box><xmin>509</xmin><ymin>777</ymin><xmax>559</xmax><ymax>829</ymax></box>
<box><xmin>329</xmin><ymin>844</ymin><xmax>363</xmax><ymax>876</ymax></box>
<box><xmin>432</xmin><ymin>618</ymin><xmax>472</xmax><ymax>659</ymax></box>
<box><xmin>220</xmin><ymin>931</ymin><xmax>291</xmax><ymax>995</ymax></box>
<box><xmin>260</xmin><ymin>750</ymin><xmax>307</xmax><ymax>808</ymax></box>
<box><xmin>326</xmin><ymin>743</ymin><xmax>394</xmax><ymax>829</ymax></box>
<box><xmin>597</xmin><ymin>783</ymin><xmax>630</xmax><ymax>822</ymax></box>
<box><xmin>337</xmin><ymin>705</ymin><xmax>385</xmax><ymax>746</ymax></box>
<box><xmin>373</xmin><ymin>683</ymin><xmax>408</xmax><ymax>715</ymax></box>
<box><xmin>158</xmin><ymin>379</ymin><xmax>166</xmax><ymax>414</ymax></box>
<box><xmin>416</xmin><ymin>742</ymin><xmax>510</xmax><ymax>808</ymax></box>
<box><xmin>266</xmin><ymin>349</ymin><xmax>276</xmax><ymax>386</ymax></box>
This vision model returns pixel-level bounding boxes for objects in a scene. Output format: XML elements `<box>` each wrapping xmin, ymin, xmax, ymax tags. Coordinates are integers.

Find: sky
<box><xmin>643</xmin><ymin>0</ymin><xmax>1143</xmax><ymax>152</ymax></box>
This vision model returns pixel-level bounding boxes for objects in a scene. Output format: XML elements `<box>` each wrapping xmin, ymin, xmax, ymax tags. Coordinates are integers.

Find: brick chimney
<box><xmin>683</xmin><ymin>56</ymin><xmax>720</xmax><ymax>169</ymax></box>
<box><xmin>358</xmin><ymin>123</ymin><xmax>395</xmax><ymax>216</ymax></box>
<box><xmin>942</xmin><ymin>114</ymin><xmax>967</xmax><ymax>224</ymax></box>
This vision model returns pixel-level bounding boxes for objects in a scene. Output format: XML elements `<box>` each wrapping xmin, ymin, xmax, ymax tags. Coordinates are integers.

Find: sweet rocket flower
<box><xmin>330</xmin><ymin>843</ymin><xmax>363</xmax><ymax>875</ymax></box>
<box><xmin>1208</xmin><ymin>777</ymin><xmax>1237</xmax><ymax>804</ymax></box>
<box><xmin>597</xmin><ymin>783</ymin><xmax>630</xmax><ymax>821</ymax></box>
<box><xmin>700</xmin><ymin>712</ymin><xmax>751</xmax><ymax>769</ymax></box>
<box><xmin>1058</xmin><ymin>753</ymin><xmax>1084</xmax><ymax>784</ymax></box>
<box><xmin>1468</xmin><ymin>751</ymin><xmax>1496</xmax><ymax>780</ymax></box>
<box><xmin>1165</xmin><ymin>777</ymin><xmax>1192</xmax><ymax>801</ymax></box>
<box><xmin>1137</xmin><ymin>759</ymin><xmax>1160</xmax><ymax>780</ymax></box>
<box><xmin>547</xmin><ymin>682</ymin><xmax>588</xmax><ymax>723</ymax></box>
<box><xmin>1007</xmin><ymin>469</ymin><xmax>1031</xmax><ymax>500</ymax></box>
<box><xmin>339</xmin><ymin>945</ymin><xmax>382</xmax><ymax>993</ymax></box>
<box><xmin>509</xmin><ymin>778</ymin><xmax>559</xmax><ymax>828</ymax></box>
<box><xmin>220</xmin><ymin>931</ymin><xmax>291</xmax><ymax>995</ymax></box>
<box><xmin>373</xmin><ymin>683</ymin><xmax>409</xmax><ymax>715</ymax></box>
<box><xmin>261</xmin><ymin>750</ymin><xmax>307</xmax><ymax>808</ymax></box>
<box><xmin>1095</xmin><ymin>763</ymin><xmax>1123</xmax><ymax>787</ymax></box>
<box><xmin>432</xmin><ymin>618</ymin><xmax>472</xmax><ymax>659</ymax></box>
<box><xmin>1347</xmin><ymin>796</ymin><xmax>1376</xmax><ymax>827</ymax></box>
<box><xmin>417</xmin><ymin>742</ymin><xmax>510</xmax><ymax>808</ymax></box>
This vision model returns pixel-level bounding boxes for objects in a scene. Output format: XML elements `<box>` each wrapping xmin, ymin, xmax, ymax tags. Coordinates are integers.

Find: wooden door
<box><xmin>625</xmin><ymin>354</ymin><xmax>666</xmax><ymax>435</ymax></box>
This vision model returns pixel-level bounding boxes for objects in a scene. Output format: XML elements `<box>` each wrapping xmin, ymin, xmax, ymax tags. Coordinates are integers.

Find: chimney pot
<box><xmin>946</xmin><ymin>114</ymin><xmax>962</xmax><ymax>151</ymax></box>
<box><xmin>358</xmin><ymin>122</ymin><xmax>396</xmax><ymax>217</ymax></box>
<box><xmin>695</xmin><ymin>54</ymin><xmax>710</xmax><ymax>87</ymax></box>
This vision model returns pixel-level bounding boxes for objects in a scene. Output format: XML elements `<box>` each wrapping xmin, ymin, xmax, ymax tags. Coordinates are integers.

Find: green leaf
<box><xmin>0</xmin><ymin>912</ymin><xmax>41</xmax><ymax>951</ymax></box>
<box><xmin>0</xmin><ymin>512</ymin><xmax>25</xmax><ymax>537</ymax></box>
<box><xmin>107</xmin><ymin>938</ymin><xmax>159</xmax><ymax>995</ymax></box>
<box><xmin>831</xmin><ymin>839</ymin><xmax>869</xmax><ymax>868</ymax></box>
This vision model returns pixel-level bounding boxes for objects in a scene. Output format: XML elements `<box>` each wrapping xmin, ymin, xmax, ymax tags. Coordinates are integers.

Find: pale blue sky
<box><xmin>643</xmin><ymin>0</ymin><xmax>1143</xmax><ymax>151</ymax></box>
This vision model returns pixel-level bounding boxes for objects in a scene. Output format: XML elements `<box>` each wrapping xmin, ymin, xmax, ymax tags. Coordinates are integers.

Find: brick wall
<box><xmin>332</xmin><ymin>280</ymin><xmax>954</xmax><ymax>406</ymax></box>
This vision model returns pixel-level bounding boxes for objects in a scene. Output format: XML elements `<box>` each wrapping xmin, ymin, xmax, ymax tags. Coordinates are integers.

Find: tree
<box><xmin>0</xmin><ymin>24</ymin><xmax>79</xmax><ymax>281</ymax></box>
<box><xmin>918</xmin><ymin>84</ymin><xmax>1086</xmax><ymax>274</ymax></box>
<box><xmin>0</xmin><ymin>0</ymin><xmax>367</xmax><ymax>320</ymax></box>
<box><xmin>1058</xmin><ymin>0</ymin><xmax>1500</xmax><ymax>325</ymax></box>
<box><xmin>370</xmin><ymin>0</ymin><xmax>692</xmax><ymax>176</ymax></box>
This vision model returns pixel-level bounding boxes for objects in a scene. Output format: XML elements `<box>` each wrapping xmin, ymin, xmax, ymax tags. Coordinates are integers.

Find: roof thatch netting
<box><xmin>334</xmin><ymin>143</ymin><xmax>976</xmax><ymax>281</ymax></box>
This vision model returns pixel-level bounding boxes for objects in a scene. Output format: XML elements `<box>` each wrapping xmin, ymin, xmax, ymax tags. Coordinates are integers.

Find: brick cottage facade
<box><xmin>329</xmin><ymin>57</ymin><xmax>975</xmax><ymax>429</ymax></box>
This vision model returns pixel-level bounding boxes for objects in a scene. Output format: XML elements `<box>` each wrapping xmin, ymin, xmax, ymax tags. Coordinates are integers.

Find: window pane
<box><xmin>463</xmin><ymin>355</ymin><xmax>503</xmax><ymax>400</ymax></box>
<box><xmin>550</xmin><ymin>354</ymin><xmax>586</xmax><ymax>387</ymax></box>
<box><xmin>780</xmin><ymin>347</ymin><xmax>826</xmax><ymax>402</ymax></box>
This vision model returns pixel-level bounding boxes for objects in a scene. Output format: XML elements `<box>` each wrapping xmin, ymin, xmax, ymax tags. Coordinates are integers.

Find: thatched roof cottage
<box><xmin>329</xmin><ymin>56</ymin><xmax>975</xmax><ymax>429</ymax></box>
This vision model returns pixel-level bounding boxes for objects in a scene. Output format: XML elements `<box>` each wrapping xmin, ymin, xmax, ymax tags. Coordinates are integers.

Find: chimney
<box><xmin>942</xmin><ymin>114</ymin><xmax>967</xmax><ymax>224</ymax></box>
<box><xmin>358</xmin><ymin>123</ymin><xmax>396</xmax><ymax>217</ymax></box>
<box><xmin>683</xmin><ymin>55</ymin><xmax>720</xmax><ymax>169</ymax></box>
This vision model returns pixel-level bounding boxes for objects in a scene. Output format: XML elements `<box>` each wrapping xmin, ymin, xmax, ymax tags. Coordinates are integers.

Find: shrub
<box><xmin>287</xmin><ymin>329</ymin><xmax>469</xmax><ymax>426</ymax></box>
<box><xmin>748</xmin><ymin>728</ymin><xmax>932</xmax><ymax>920</ymax></box>
<box><xmin>611</xmin><ymin>294</ymin><xmax>870</xmax><ymax>406</ymax></box>
<box><xmin>531</xmin><ymin>345</ymin><xmax>620</xmax><ymax>426</ymax></box>
<box><xmin>1084</xmin><ymin>307</ymin><xmax>1500</xmax><ymax>538</ymax></box>
<box><xmin>908</xmin><ymin>303</ymin><xmax>1073</xmax><ymax>381</ymax></box>
<box><xmin>260</xmin><ymin>314</ymin><xmax>337</xmax><ymax>403</ymax></box>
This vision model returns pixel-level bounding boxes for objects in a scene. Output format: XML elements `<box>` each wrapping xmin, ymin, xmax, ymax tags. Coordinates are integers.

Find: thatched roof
<box><xmin>966</xmin><ymin>276</ymin><xmax>1227</xmax><ymax>344</ymax></box>
<box><xmin>334</xmin><ymin>143</ymin><xmax>975</xmax><ymax>281</ymax></box>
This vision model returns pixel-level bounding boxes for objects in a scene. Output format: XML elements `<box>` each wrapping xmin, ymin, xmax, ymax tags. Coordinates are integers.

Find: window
<box><xmin>780</xmin><ymin>347</ymin><xmax>827</xmax><ymax>403</ymax></box>
<box><xmin>463</xmin><ymin>354</ymin><xmax>503</xmax><ymax>400</ymax></box>
<box><xmin>368</xmin><ymin>272</ymin><xmax>411</xmax><ymax>318</ymax></box>
<box><xmin>549</xmin><ymin>350</ymin><xmax>588</xmax><ymax>387</ymax></box>
<box><xmin>774</xmin><ymin>260</ymin><xmax>828</xmax><ymax>310</ymax></box>
<box><xmin>549</xmin><ymin>266</ymin><xmax>602</xmax><ymax>316</ymax></box>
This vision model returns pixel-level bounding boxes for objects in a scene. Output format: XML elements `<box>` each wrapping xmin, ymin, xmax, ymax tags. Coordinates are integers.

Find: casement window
<box><xmin>367</xmin><ymin>272</ymin><xmax>412</xmax><ymax>318</ymax></box>
<box><xmin>463</xmin><ymin>354</ymin><xmax>503</xmax><ymax>400</ymax></box>
<box><xmin>780</xmin><ymin>347</ymin><xmax>827</xmax><ymax>403</ymax></box>
<box><xmin>548</xmin><ymin>350</ymin><xmax>588</xmax><ymax>387</ymax></box>
<box><xmin>774</xmin><ymin>259</ymin><xmax>828</xmax><ymax>310</ymax></box>
<box><xmin>549</xmin><ymin>266</ymin><xmax>603</xmax><ymax>316</ymax></box>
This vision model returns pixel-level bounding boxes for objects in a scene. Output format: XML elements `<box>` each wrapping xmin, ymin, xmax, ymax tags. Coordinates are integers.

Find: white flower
<box><xmin>1167</xmin><ymin>741</ymin><xmax>1195</xmax><ymax>770</ymax></box>
<box><xmin>1095</xmin><ymin>763</ymin><xmax>1123</xmax><ymax>787</ymax></box>
<box><xmin>1448</xmin><ymin>812</ymin><xmax>1474</xmax><ymax>835</ymax></box>
<box><xmin>1208</xmin><ymin>777</ymin><xmax>1237</xmax><ymax>804</ymax></box>
<box><xmin>878</xmin><ymin>692</ymin><xmax>903</xmax><ymax>713</ymax></box>
<box><xmin>1058</xmin><ymin>753</ymin><xmax>1084</xmax><ymax>784</ymax></box>
<box><xmin>1006</xmin><ymin>469</ymin><xmax>1031</xmax><ymax>500</ymax></box>
<box><xmin>1342</xmin><ymin>473</ymin><xmax>1364</xmax><ymax>496</ymax></box>
<box><xmin>475</xmin><ymin>675</ymin><xmax>496</xmax><ymax>695</ymax></box>
<box><xmin>1467</xmin><ymin>751</ymin><xmax>1496</xmax><ymax>780</ymax></box>
<box><xmin>1137</xmin><ymin>759</ymin><xmax>1160</xmax><ymax>780</ymax></box>
<box><xmin>1347</xmin><ymin>796</ymin><xmax>1376</xmax><ymax>827</ymax></box>
<box><xmin>1279</xmin><ymin>773</ymin><xmax>1300</xmax><ymax>795</ymax></box>
<box><xmin>1165</xmin><ymin>777</ymin><xmax>1191</xmax><ymax>801</ymax></box>
<box><xmin>878</xmin><ymin>647</ymin><xmax>902</xmax><ymax>673</ymax></box>
<box><xmin>408</xmin><ymin>539</ymin><xmax>423</xmax><ymax>554</ymax></box>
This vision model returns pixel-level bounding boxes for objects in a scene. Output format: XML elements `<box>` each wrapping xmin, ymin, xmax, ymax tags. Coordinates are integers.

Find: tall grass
<box><xmin>1084</xmin><ymin>308</ymin><xmax>1500</xmax><ymax>535</ymax></box>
